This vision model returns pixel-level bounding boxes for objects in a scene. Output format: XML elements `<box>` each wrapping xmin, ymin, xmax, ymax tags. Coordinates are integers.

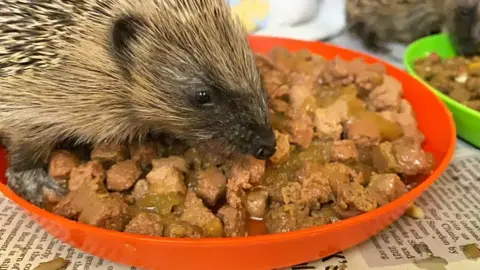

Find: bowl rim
<box><xmin>403</xmin><ymin>33</ymin><xmax>480</xmax><ymax>120</ymax></box>
<box><xmin>0</xmin><ymin>36</ymin><xmax>457</xmax><ymax>247</ymax></box>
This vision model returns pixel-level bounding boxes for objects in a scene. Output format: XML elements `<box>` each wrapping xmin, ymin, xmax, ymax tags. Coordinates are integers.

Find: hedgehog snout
<box><xmin>249</xmin><ymin>127</ymin><xmax>276</xmax><ymax>160</ymax></box>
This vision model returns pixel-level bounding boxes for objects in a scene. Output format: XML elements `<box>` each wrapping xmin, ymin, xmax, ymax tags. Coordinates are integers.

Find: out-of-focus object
<box><xmin>229</xmin><ymin>0</ymin><xmax>270</xmax><ymax>33</ymax></box>
<box><xmin>0</xmin><ymin>37</ymin><xmax>456</xmax><ymax>270</ymax></box>
<box><xmin>229</xmin><ymin>0</ymin><xmax>346</xmax><ymax>40</ymax></box>
<box><xmin>443</xmin><ymin>0</ymin><xmax>480</xmax><ymax>57</ymax></box>
<box><xmin>405</xmin><ymin>33</ymin><xmax>480</xmax><ymax>148</ymax></box>
<box><xmin>345</xmin><ymin>0</ymin><xmax>445</xmax><ymax>52</ymax></box>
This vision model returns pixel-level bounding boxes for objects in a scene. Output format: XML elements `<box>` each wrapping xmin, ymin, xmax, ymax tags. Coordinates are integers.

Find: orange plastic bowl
<box><xmin>0</xmin><ymin>37</ymin><xmax>456</xmax><ymax>270</ymax></box>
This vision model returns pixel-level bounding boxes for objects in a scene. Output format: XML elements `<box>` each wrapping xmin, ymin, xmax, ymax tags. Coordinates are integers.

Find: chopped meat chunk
<box><xmin>53</xmin><ymin>182</ymin><xmax>130</xmax><ymax>231</ymax></box>
<box><xmin>313</xmin><ymin>99</ymin><xmax>348</xmax><ymax>140</ymax></box>
<box><xmin>132</xmin><ymin>179</ymin><xmax>149</xmax><ymax>201</ymax></box>
<box><xmin>129</xmin><ymin>142</ymin><xmax>158</xmax><ymax>170</ymax></box>
<box><xmin>226</xmin><ymin>156</ymin><xmax>266</xmax><ymax>208</ymax></box>
<box><xmin>106</xmin><ymin>160</ymin><xmax>142</xmax><ymax>191</ymax></box>
<box><xmin>318</xmin><ymin>57</ymin><xmax>355</xmax><ymax>86</ymax></box>
<box><xmin>146</xmin><ymin>163</ymin><xmax>187</xmax><ymax>195</ymax></box>
<box><xmin>281</xmin><ymin>162</ymin><xmax>332</xmax><ymax>207</ymax></box>
<box><xmin>151</xmin><ymin>156</ymin><xmax>188</xmax><ymax>173</ymax></box>
<box><xmin>246</xmin><ymin>187</ymin><xmax>269</xmax><ymax>219</ymax></box>
<box><xmin>366</xmin><ymin>174</ymin><xmax>407</xmax><ymax>206</ymax></box>
<box><xmin>296</xmin><ymin>162</ymin><xmax>332</xmax><ymax>205</ymax></box>
<box><xmin>91</xmin><ymin>143</ymin><xmax>128</xmax><ymax>165</ymax></box>
<box><xmin>285</xmin><ymin>110</ymin><xmax>314</xmax><ymax>148</ymax></box>
<box><xmin>392</xmin><ymin>138</ymin><xmax>434</xmax><ymax>175</ymax></box>
<box><xmin>333</xmin><ymin>182</ymin><xmax>377</xmax><ymax>218</ymax></box>
<box><xmin>124</xmin><ymin>212</ymin><xmax>164</xmax><ymax>236</ymax></box>
<box><xmin>217</xmin><ymin>205</ymin><xmax>247</xmax><ymax>237</ymax></box>
<box><xmin>281</xmin><ymin>182</ymin><xmax>302</xmax><ymax>204</ymax></box>
<box><xmin>184</xmin><ymin>148</ymin><xmax>225</xmax><ymax>170</ymax></box>
<box><xmin>367</xmin><ymin>75</ymin><xmax>402</xmax><ymax>111</ymax></box>
<box><xmin>331</xmin><ymin>140</ymin><xmax>359</xmax><ymax>162</ymax></box>
<box><xmin>194</xmin><ymin>167</ymin><xmax>226</xmax><ymax>207</ymax></box>
<box><xmin>181</xmin><ymin>191</ymin><xmax>224</xmax><ymax>237</ymax></box>
<box><xmin>269</xmin><ymin>130</ymin><xmax>290</xmax><ymax>165</ymax></box>
<box><xmin>395</xmin><ymin>99</ymin><xmax>425</xmax><ymax>143</ymax></box>
<box><xmin>372</xmin><ymin>141</ymin><xmax>398</xmax><ymax>173</ymax></box>
<box><xmin>356</xmin><ymin>70</ymin><xmax>384</xmax><ymax>93</ymax></box>
<box><xmin>346</xmin><ymin>119</ymin><xmax>381</xmax><ymax>146</ymax></box>
<box><xmin>164</xmin><ymin>220</ymin><xmax>203</xmax><ymax>238</ymax></box>
<box><xmin>321</xmin><ymin>163</ymin><xmax>363</xmax><ymax>195</ymax></box>
<box><xmin>372</xmin><ymin>139</ymin><xmax>433</xmax><ymax>175</ymax></box>
<box><xmin>264</xmin><ymin>204</ymin><xmax>310</xmax><ymax>233</ymax></box>
<box><xmin>288</xmin><ymin>73</ymin><xmax>315</xmax><ymax>109</ymax></box>
<box><xmin>48</xmin><ymin>150</ymin><xmax>80</xmax><ymax>181</ymax></box>
<box><xmin>68</xmin><ymin>160</ymin><xmax>105</xmax><ymax>192</ymax></box>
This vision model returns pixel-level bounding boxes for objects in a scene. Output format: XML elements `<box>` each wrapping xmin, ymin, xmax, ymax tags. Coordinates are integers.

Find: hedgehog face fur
<box><xmin>113</xmin><ymin>3</ymin><xmax>275</xmax><ymax>159</ymax></box>
<box><xmin>445</xmin><ymin>0</ymin><xmax>480</xmax><ymax>56</ymax></box>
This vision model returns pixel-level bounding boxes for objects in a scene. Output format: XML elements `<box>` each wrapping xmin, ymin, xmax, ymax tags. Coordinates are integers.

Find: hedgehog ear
<box><xmin>110</xmin><ymin>14</ymin><xmax>147</xmax><ymax>75</ymax></box>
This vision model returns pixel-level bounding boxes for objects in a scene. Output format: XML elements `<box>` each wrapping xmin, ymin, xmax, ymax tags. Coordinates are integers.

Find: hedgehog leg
<box><xmin>5</xmin><ymin>144</ymin><xmax>67</xmax><ymax>207</ymax></box>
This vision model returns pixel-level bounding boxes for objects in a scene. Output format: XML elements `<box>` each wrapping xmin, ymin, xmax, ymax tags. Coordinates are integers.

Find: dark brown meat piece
<box><xmin>331</xmin><ymin>140</ymin><xmax>359</xmax><ymax>162</ymax></box>
<box><xmin>184</xmin><ymin>147</ymin><xmax>225</xmax><ymax>170</ymax></box>
<box><xmin>246</xmin><ymin>187</ymin><xmax>269</xmax><ymax>219</ymax></box>
<box><xmin>48</xmin><ymin>150</ymin><xmax>80</xmax><ymax>181</ymax></box>
<box><xmin>163</xmin><ymin>220</ymin><xmax>203</xmax><ymax>238</ymax></box>
<box><xmin>68</xmin><ymin>160</ymin><xmax>105</xmax><ymax>192</ymax></box>
<box><xmin>217</xmin><ymin>205</ymin><xmax>247</xmax><ymax>237</ymax></box>
<box><xmin>124</xmin><ymin>212</ymin><xmax>164</xmax><ymax>236</ymax></box>
<box><xmin>346</xmin><ymin>119</ymin><xmax>381</xmax><ymax>146</ymax></box>
<box><xmin>181</xmin><ymin>191</ymin><xmax>224</xmax><ymax>237</ymax></box>
<box><xmin>193</xmin><ymin>167</ymin><xmax>226</xmax><ymax>207</ymax></box>
<box><xmin>269</xmin><ymin>130</ymin><xmax>290</xmax><ymax>165</ymax></box>
<box><xmin>53</xmin><ymin>182</ymin><xmax>131</xmax><ymax>231</ymax></box>
<box><xmin>91</xmin><ymin>143</ymin><xmax>128</xmax><ymax>165</ymax></box>
<box><xmin>333</xmin><ymin>182</ymin><xmax>377</xmax><ymax>219</ymax></box>
<box><xmin>106</xmin><ymin>160</ymin><xmax>142</xmax><ymax>191</ymax></box>
<box><xmin>129</xmin><ymin>142</ymin><xmax>159</xmax><ymax>170</ymax></box>
<box><xmin>366</xmin><ymin>174</ymin><xmax>407</xmax><ymax>206</ymax></box>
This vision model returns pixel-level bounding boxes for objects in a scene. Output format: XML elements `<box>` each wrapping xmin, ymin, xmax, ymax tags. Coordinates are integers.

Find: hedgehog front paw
<box><xmin>6</xmin><ymin>167</ymin><xmax>67</xmax><ymax>207</ymax></box>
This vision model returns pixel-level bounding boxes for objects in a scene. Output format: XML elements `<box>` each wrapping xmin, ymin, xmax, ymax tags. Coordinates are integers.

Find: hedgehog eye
<box><xmin>195</xmin><ymin>90</ymin><xmax>212</xmax><ymax>105</ymax></box>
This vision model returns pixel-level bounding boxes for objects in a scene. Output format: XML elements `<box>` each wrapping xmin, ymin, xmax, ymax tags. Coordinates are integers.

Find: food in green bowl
<box><xmin>404</xmin><ymin>33</ymin><xmax>480</xmax><ymax>148</ymax></box>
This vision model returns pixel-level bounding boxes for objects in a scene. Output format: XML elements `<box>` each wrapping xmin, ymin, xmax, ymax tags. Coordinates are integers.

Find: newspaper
<box><xmin>1</xmin><ymin>142</ymin><xmax>479</xmax><ymax>270</ymax></box>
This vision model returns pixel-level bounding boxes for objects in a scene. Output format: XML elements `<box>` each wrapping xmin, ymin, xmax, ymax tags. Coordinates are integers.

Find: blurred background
<box><xmin>229</xmin><ymin>0</ymin><xmax>408</xmax><ymax>68</ymax></box>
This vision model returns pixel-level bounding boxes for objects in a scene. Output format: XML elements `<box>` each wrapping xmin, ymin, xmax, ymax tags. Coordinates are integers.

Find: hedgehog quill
<box><xmin>0</xmin><ymin>0</ymin><xmax>276</xmax><ymax>206</ymax></box>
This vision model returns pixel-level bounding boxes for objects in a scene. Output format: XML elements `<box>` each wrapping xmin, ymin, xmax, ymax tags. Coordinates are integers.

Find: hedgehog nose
<box><xmin>252</xmin><ymin>129</ymin><xmax>277</xmax><ymax>160</ymax></box>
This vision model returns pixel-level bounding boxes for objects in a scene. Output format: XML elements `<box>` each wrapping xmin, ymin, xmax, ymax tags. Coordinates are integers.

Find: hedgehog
<box><xmin>345</xmin><ymin>0</ymin><xmax>446</xmax><ymax>52</ymax></box>
<box><xmin>0</xmin><ymin>0</ymin><xmax>277</xmax><ymax>207</ymax></box>
<box><xmin>444</xmin><ymin>0</ymin><xmax>480</xmax><ymax>56</ymax></box>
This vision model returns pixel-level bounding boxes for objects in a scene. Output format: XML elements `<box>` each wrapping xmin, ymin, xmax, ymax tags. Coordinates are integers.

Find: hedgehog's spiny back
<box><xmin>0</xmin><ymin>0</ymin><xmax>114</xmax><ymax>77</ymax></box>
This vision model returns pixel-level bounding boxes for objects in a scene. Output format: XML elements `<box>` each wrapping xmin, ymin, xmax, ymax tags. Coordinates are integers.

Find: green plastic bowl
<box><xmin>404</xmin><ymin>33</ymin><xmax>480</xmax><ymax>148</ymax></box>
